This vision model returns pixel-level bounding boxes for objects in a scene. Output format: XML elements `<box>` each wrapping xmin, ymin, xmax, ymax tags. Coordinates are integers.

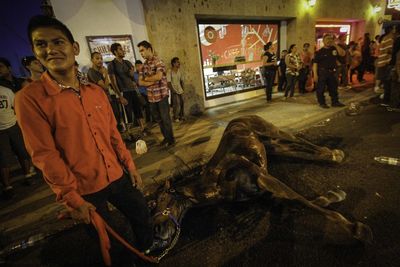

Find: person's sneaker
<box><xmin>345</xmin><ymin>85</ymin><xmax>352</xmax><ymax>90</ymax></box>
<box><xmin>380</xmin><ymin>103</ymin><xmax>389</xmax><ymax>107</ymax></box>
<box><xmin>331</xmin><ymin>102</ymin><xmax>345</xmax><ymax>107</ymax></box>
<box><xmin>319</xmin><ymin>104</ymin><xmax>330</xmax><ymax>109</ymax></box>
<box><xmin>174</xmin><ymin>119</ymin><xmax>180</xmax><ymax>123</ymax></box>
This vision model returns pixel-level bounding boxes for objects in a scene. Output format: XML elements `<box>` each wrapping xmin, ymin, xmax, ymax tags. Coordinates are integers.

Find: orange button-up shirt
<box><xmin>15</xmin><ymin>72</ymin><xmax>136</xmax><ymax>209</ymax></box>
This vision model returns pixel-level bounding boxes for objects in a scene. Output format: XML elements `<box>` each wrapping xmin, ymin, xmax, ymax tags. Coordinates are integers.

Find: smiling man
<box><xmin>14</xmin><ymin>15</ymin><xmax>153</xmax><ymax>262</ymax></box>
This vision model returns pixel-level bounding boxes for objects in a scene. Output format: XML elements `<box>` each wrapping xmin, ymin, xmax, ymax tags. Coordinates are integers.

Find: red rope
<box><xmin>58</xmin><ymin>210</ymin><xmax>158</xmax><ymax>266</ymax></box>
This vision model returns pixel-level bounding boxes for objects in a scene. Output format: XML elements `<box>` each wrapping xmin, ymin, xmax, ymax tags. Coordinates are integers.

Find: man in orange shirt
<box><xmin>14</xmin><ymin>15</ymin><xmax>153</xmax><ymax>262</ymax></box>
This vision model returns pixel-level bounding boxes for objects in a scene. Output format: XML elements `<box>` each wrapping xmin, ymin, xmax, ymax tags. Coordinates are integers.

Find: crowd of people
<box><xmin>261</xmin><ymin>26</ymin><xmax>400</xmax><ymax>110</ymax></box>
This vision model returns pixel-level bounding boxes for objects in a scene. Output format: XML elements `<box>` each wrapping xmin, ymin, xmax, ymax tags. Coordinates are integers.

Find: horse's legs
<box><xmin>256</xmin><ymin>170</ymin><xmax>372</xmax><ymax>244</ymax></box>
<box><xmin>262</xmin><ymin>131</ymin><xmax>345</xmax><ymax>163</ymax></box>
<box><xmin>311</xmin><ymin>189</ymin><xmax>347</xmax><ymax>207</ymax></box>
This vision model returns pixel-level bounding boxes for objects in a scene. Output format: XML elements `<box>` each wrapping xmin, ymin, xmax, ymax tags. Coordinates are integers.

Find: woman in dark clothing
<box><xmin>262</xmin><ymin>42</ymin><xmax>277</xmax><ymax>102</ymax></box>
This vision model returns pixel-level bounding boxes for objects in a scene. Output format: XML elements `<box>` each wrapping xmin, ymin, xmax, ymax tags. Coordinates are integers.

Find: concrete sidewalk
<box><xmin>0</xmin><ymin>81</ymin><xmax>376</xmax><ymax>249</ymax></box>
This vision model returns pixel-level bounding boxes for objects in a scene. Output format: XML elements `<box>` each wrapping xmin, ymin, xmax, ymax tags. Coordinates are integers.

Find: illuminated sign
<box><xmin>387</xmin><ymin>0</ymin><xmax>400</xmax><ymax>10</ymax></box>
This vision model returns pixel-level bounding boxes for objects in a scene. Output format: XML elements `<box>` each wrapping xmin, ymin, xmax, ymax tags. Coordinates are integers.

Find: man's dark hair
<box><xmin>27</xmin><ymin>15</ymin><xmax>75</xmax><ymax>45</ymax></box>
<box><xmin>21</xmin><ymin>56</ymin><xmax>37</xmax><ymax>70</ymax></box>
<box><xmin>90</xmin><ymin>51</ymin><xmax>101</xmax><ymax>59</ymax></box>
<box><xmin>0</xmin><ymin>57</ymin><xmax>11</xmax><ymax>68</ymax></box>
<box><xmin>303</xmin><ymin>43</ymin><xmax>310</xmax><ymax>48</ymax></box>
<box><xmin>264</xmin><ymin>42</ymin><xmax>272</xmax><ymax>51</ymax></box>
<box><xmin>110</xmin><ymin>43</ymin><xmax>122</xmax><ymax>56</ymax></box>
<box><xmin>135</xmin><ymin>60</ymin><xmax>143</xmax><ymax>65</ymax></box>
<box><xmin>137</xmin><ymin>40</ymin><xmax>153</xmax><ymax>51</ymax></box>
<box><xmin>281</xmin><ymin>49</ymin><xmax>288</xmax><ymax>53</ymax></box>
<box><xmin>171</xmin><ymin>57</ymin><xmax>179</xmax><ymax>65</ymax></box>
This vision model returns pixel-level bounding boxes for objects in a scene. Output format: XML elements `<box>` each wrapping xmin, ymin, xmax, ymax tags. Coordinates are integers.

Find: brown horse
<box><xmin>148</xmin><ymin>115</ymin><xmax>372</xmax><ymax>258</ymax></box>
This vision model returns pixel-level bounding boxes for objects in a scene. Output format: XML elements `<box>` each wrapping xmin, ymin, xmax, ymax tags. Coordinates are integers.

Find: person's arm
<box><xmin>166</xmin><ymin>69</ymin><xmax>174</xmax><ymax>91</ymax></box>
<box><xmin>139</xmin><ymin>74</ymin><xmax>155</xmax><ymax>87</ymax></box>
<box><xmin>313</xmin><ymin>62</ymin><xmax>318</xmax><ymax>83</ymax></box>
<box><xmin>107</xmin><ymin>64</ymin><xmax>128</xmax><ymax>105</ymax></box>
<box><xmin>14</xmin><ymin>92</ymin><xmax>94</xmax><ymax>213</ymax></box>
<box><xmin>333</xmin><ymin>44</ymin><xmax>346</xmax><ymax>57</ymax></box>
<box><xmin>285</xmin><ymin>54</ymin><xmax>297</xmax><ymax>70</ymax></box>
<box><xmin>87</xmin><ymin>68</ymin><xmax>109</xmax><ymax>92</ymax></box>
<box><xmin>143</xmin><ymin>71</ymin><xmax>163</xmax><ymax>82</ymax></box>
<box><xmin>180</xmin><ymin>74</ymin><xmax>184</xmax><ymax>92</ymax></box>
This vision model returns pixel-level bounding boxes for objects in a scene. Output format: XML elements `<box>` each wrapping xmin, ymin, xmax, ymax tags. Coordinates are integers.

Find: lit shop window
<box><xmin>198</xmin><ymin>22</ymin><xmax>279</xmax><ymax>99</ymax></box>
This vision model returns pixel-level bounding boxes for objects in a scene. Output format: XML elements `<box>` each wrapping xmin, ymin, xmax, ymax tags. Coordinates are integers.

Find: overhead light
<box><xmin>308</xmin><ymin>0</ymin><xmax>316</xmax><ymax>7</ymax></box>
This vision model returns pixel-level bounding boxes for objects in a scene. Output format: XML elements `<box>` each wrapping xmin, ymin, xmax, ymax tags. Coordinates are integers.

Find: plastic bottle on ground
<box><xmin>374</xmin><ymin>156</ymin><xmax>400</xmax><ymax>166</ymax></box>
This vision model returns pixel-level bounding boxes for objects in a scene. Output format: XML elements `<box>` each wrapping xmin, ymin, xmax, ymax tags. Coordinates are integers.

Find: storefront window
<box><xmin>197</xmin><ymin>21</ymin><xmax>279</xmax><ymax>99</ymax></box>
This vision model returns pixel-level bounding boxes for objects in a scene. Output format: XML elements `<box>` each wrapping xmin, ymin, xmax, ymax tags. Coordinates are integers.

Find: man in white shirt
<box><xmin>0</xmin><ymin>86</ymin><xmax>34</xmax><ymax>199</ymax></box>
<box><xmin>167</xmin><ymin>57</ymin><xmax>185</xmax><ymax>122</ymax></box>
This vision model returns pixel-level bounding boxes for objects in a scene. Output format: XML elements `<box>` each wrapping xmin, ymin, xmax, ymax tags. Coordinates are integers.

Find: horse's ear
<box><xmin>165</xmin><ymin>179</ymin><xmax>171</xmax><ymax>190</ymax></box>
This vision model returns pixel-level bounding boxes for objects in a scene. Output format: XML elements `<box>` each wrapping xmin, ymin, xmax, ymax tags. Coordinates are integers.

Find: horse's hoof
<box><xmin>332</xmin><ymin>149</ymin><xmax>345</xmax><ymax>163</ymax></box>
<box><xmin>354</xmin><ymin>222</ymin><xmax>373</xmax><ymax>244</ymax></box>
<box><xmin>326</xmin><ymin>189</ymin><xmax>347</xmax><ymax>204</ymax></box>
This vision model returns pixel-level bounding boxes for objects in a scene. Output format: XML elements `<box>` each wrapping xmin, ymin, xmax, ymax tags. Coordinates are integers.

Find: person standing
<box><xmin>167</xmin><ymin>57</ymin><xmax>185</xmax><ymax>122</ymax></box>
<box><xmin>15</xmin><ymin>16</ymin><xmax>153</xmax><ymax>262</ymax></box>
<box><xmin>21</xmin><ymin>56</ymin><xmax>44</xmax><ymax>86</ymax></box>
<box><xmin>138</xmin><ymin>40</ymin><xmax>175</xmax><ymax>147</ymax></box>
<box><xmin>0</xmin><ymin>85</ymin><xmax>36</xmax><ymax>199</ymax></box>
<box><xmin>262</xmin><ymin>42</ymin><xmax>277</xmax><ymax>102</ymax></box>
<box><xmin>277</xmin><ymin>49</ymin><xmax>287</xmax><ymax>92</ymax></box>
<box><xmin>284</xmin><ymin>44</ymin><xmax>301</xmax><ymax>99</ymax></box>
<box><xmin>0</xmin><ymin>58</ymin><xmax>25</xmax><ymax>93</ymax></box>
<box><xmin>108</xmin><ymin>43</ymin><xmax>148</xmax><ymax>135</ymax></box>
<box><xmin>87</xmin><ymin>52</ymin><xmax>126</xmax><ymax>128</ymax></box>
<box><xmin>313</xmin><ymin>34</ymin><xmax>346</xmax><ymax>108</ymax></box>
<box><xmin>298</xmin><ymin>43</ymin><xmax>313</xmax><ymax>94</ymax></box>
<box><xmin>133</xmin><ymin>60</ymin><xmax>152</xmax><ymax>125</ymax></box>
<box><xmin>376</xmin><ymin>25</ymin><xmax>397</xmax><ymax>106</ymax></box>
<box><xmin>336</xmin><ymin>34</ymin><xmax>351</xmax><ymax>90</ymax></box>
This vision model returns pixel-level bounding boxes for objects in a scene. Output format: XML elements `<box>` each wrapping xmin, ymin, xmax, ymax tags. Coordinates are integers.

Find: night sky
<box><xmin>1</xmin><ymin>0</ymin><xmax>42</xmax><ymax>77</ymax></box>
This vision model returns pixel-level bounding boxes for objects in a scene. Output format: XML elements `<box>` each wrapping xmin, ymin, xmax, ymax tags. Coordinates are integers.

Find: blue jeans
<box><xmin>150</xmin><ymin>97</ymin><xmax>175</xmax><ymax>143</ymax></box>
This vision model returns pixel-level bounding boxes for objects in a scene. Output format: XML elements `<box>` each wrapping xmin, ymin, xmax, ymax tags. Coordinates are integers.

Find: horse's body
<box><xmin>149</xmin><ymin>115</ymin><xmax>372</xmax><ymax>257</ymax></box>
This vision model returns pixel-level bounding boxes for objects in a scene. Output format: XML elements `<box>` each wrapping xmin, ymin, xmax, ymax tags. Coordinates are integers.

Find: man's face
<box><xmin>303</xmin><ymin>45</ymin><xmax>310</xmax><ymax>51</ymax></box>
<box><xmin>323</xmin><ymin>35</ymin><xmax>334</xmax><ymax>47</ymax></box>
<box><xmin>0</xmin><ymin>63</ymin><xmax>11</xmax><ymax>79</ymax></box>
<box><xmin>135</xmin><ymin>63</ymin><xmax>143</xmax><ymax>72</ymax></box>
<box><xmin>139</xmin><ymin>46</ymin><xmax>152</xmax><ymax>60</ymax></box>
<box><xmin>115</xmin><ymin>46</ymin><xmax>125</xmax><ymax>58</ymax></box>
<box><xmin>92</xmin><ymin>53</ymin><xmax>103</xmax><ymax>68</ymax></box>
<box><xmin>173</xmin><ymin>60</ymin><xmax>180</xmax><ymax>68</ymax></box>
<box><xmin>31</xmin><ymin>27</ymin><xmax>79</xmax><ymax>74</ymax></box>
<box><xmin>28</xmin><ymin>59</ymin><xmax>44</xmax><ymax>73</ymax></box>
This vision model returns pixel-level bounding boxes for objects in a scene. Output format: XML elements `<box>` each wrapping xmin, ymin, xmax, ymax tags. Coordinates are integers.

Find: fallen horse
<box><xmin>148</xmin><ymin>115</ymin><xmax>373</xmax><ymax>260</ymax></box>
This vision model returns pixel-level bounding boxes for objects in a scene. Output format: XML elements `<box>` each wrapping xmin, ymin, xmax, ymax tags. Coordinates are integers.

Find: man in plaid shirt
<box><xmin>138</xmin><ymin>41</ymin><xmax>175</xmax><ymax>147</ymax></box>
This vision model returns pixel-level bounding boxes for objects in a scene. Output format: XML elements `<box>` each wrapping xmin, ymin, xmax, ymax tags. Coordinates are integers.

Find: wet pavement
<box><xmin>3</xmin><ymin>76</ymin><xmax>400</xmax><ymax>266</ymax></box>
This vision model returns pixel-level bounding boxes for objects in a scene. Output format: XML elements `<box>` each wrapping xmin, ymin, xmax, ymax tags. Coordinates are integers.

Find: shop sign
<box><xmin>86</xmin><ymin>35</ymin><xmax>136</xmax><ymax>63</ymax></box>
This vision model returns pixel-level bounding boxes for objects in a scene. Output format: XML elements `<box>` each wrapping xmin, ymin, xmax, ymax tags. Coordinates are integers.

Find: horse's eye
<box><xmin>169</xmin><ymin>189</ymin><xmax>175</xmax><ymax>193</ymax></box>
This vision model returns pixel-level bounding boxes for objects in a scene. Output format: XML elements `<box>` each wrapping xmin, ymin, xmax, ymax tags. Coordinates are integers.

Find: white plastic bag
<box><xmin>135</xmin><ymin>139</ymin><xmax>148</xmax><ymax>154</ymax></box>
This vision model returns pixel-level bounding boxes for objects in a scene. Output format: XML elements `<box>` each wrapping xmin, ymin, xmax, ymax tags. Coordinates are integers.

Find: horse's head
<box><xmin>150</xmin><ymin>179</ymin><xmax>193</xmax><ymax>250</ymax></box>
